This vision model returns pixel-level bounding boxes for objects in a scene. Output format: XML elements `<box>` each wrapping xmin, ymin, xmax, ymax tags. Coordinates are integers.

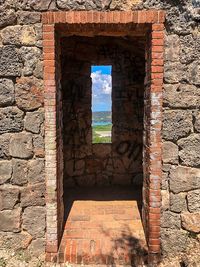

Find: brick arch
<box><xmin>42</xmin><ymin>10</ymin><xmax>165</xmax><ymax>264</ymax></box>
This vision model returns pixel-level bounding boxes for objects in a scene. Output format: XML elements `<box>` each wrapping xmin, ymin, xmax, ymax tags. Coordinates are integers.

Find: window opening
<box><xmin>91</xmin><ymin>65</ymin><xmax>112</xmax><ymax>143</ymax></box>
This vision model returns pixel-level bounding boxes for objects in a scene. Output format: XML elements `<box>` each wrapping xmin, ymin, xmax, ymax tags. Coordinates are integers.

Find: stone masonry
<box><xmin>0</xmin><ymin>0</ymin><xmax>200</xmax><ymax>266</ymax></box>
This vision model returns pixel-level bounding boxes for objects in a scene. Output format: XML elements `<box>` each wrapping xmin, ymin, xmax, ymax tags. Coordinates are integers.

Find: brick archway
<box><xmin>42</xmin><ymin>10</ymin><xmax>165</xmax><ymax>264</ymax></box>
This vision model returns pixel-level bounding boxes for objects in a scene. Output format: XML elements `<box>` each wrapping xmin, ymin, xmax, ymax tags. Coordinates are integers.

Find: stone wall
<box><xmin>0</xmin><ymin>0</ymin><xmax>200</xmax><ymax>265</ymax></box>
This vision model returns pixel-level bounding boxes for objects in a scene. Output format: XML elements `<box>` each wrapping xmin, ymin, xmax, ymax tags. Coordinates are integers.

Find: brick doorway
<box><xmin>43</xmin><ymin>11</ymin><xmax>165</xmax><ymax>265</ymax></box>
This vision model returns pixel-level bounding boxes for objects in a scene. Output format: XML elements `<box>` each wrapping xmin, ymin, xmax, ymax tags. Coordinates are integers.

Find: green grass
<box><xmin>92</xmin><ymin>124</ymin><xmax>112</xmax><ymax>143</ymax></box>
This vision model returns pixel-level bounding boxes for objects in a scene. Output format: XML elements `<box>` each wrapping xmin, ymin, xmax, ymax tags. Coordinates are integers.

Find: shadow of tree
<box><xmin>100</xmin><ymin>224</ymin><xmax>148</xmax><ymax>266</ymax></box>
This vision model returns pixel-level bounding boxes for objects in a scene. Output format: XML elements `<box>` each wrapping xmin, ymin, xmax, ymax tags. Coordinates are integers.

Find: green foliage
<box><xmin>92</xmin><ymin>124</ymin><xmax>112</xmax><ymax>143</ymax></box>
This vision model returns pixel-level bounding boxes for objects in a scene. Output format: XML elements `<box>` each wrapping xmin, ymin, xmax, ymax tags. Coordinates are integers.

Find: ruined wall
<box><xmin>0</xmin><ymin>0</ymin><xmax>200</xmax><ymax>265</ymax></box>
<box><xmin>61</xmin><ymin>36</ymin><xmax>145</xmax><ymax>189</ymax></box>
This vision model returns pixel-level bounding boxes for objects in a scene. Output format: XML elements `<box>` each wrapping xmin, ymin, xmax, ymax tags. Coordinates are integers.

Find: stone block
<box><xmin>164</xmin><ymin>61</ymin><xmax>186</xmax><ymax>84</ymax></box>
<box><xmin>28</xmin><ymin>238</ymin><xmax>45</xmax><ymax>257</ymax></box>
<box><xmin>163</xmin><ymin>110</ymin><xmax>192</xmax><ymax>141</ymax></box>
<box><xmin>33</xmin><ymin>135</ymin><xmax>45</xmax><ymax>158</ymax></box>
<box><xmin>0</xmin><ymin>161</ymin><xmax>12</xmax><ymax>185</ymax></box>
<box><xmin>19</xmin><ymin>47</ymin><xmax>42</xmax><ymax>77</ymax></box>
<box><xmin>170</xmin><ymin>193</ymin><xmax>187</xmax><ymax>213</ymax></box>
<box><xmin>165</xmin><ymin>34</ymin><xmax>180</xmax><ymax>62</ymax></box>
<box><xmin>181</xmin><ymin>212</ymin><xmax>200</xmax><ymax>233</ymax></box>
<box><xmin>10</xmin><ymin>133</ymin><xmax>33</xmax><ymax>159</ymax></box>
<box><xmin>16</xmin><ymin>0</ymin><xmax>54</xmax><ymax>11</ymax></box>
<box><xmin>15</xmin><ymin>77</ymin><xmax>43</xmax><ymax>111</ymax></box>
<box><xmin>161</xmin><ymin>229</ymin><xmax>188</xmax><ymax>256</ymax></box>
<box><xmin>2</xmin><ymin>25</ymin><xmax>36</xmax><ymax>46</ymax></box>
<box><xmin>0</xmin><ymin>79</ymin><xmax>15</xmax><ymax>107</ymax></box>
<box><xmin>17</xmin><ymin>11</ymin><xmax>41</xmax><ymax>24</ymax></box>
<box><xmin>161</xmin><ymin>211</ymin><xmax>181</xmax><ymax>229</ymax></box>
<box><xmin>178</xmin><ymin>134</ymin><xmax>200</xmax><ymax>167</ymax></box>
<box><xmin>187</xmin><ymin>189</ymin><xmax>200</xmax><ymax>212</ymax></box>
<box><xmin>22</xmin><ymin>206</ymin><xmax>45</xmax><ymax>238</ymax></box>
<box><xmin>161</xmin><ymin>190</ymin><xmax>169</xmax><ymax>211</ymax></box>
<box><xmin>25</xmin><ymin>110</ymin><xmax>44</xmax><ymax>134</ymax></box>
<box><xmin>188</xmin><ymin>61</ymin><xmax>200</xmax><ymax>85</ymax></box>
<box><xmin>164</xmin><ymin>84</ymin><xmax>200</xmax><ymax>108</ymax></box>
<box><xmin>162</xmin><ymin>141</ymin><xmax>178</xmax><ymax>164</ymax></box>
<box><xmin>170</xmin><ymin>166</ymin><xmax>200</xmax><ymax>193</ymax></box>
<box><xmin>0</xmin><ymin>107</ymin><xmax>24</xmax><ymax>134</ymax></box>
<box><xmin>0</xmin><ymin>231</ymin><xmax>32</xmax><ymax>250</ymax></box>
<box><xmin>0</xmin><ymin>134</ymin><xmax>10</xmax><ymax>159</ymax></box>
<box><xmin>27</xmin><ymin>159</ymin><xmax>45</xmax><ymax>184</ymax></box>
<box><xmin>194</xmin><ymin>111</ymin><xmax>200</xmax><ymax>133</ymax></box>
<box><xmin>0</xmin><ymin>45</ymin><xmax>22</xmax><ymax>77</ymax></box>
<box><xmin>12</xmin><ymin>159</ymin><xmax>28</xmax><ymax>185</ymax></box>
<box><xmin>0</xmin><ymin>7</ymin><xmax>16</xmax><ymax>28</ymax></box>
<box><xmin>20</xmin><ymin>183</ymin><xmax>45</xmax><ymax>208</ymax></box>
<box><xmin>0</xmin><ymin>208</ymin><xmax>21</xmax><ymax>232</ymax></box>
<box><xmin>0</xmin><ymin>186</ymin><xmax>19</xmax><ymax>210</ymax></box>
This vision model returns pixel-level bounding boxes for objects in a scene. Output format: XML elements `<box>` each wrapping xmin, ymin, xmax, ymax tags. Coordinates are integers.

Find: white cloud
<box><xmin>91</xmin><ymin>70</ymin><xmax>112</xmax><ymax>95</ymax></box>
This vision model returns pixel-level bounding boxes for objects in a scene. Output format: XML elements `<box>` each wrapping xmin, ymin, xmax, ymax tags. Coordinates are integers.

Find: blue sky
<box><xmin>91</xmin><ymin>65</ymin><xmax>112</xmax><ymax>112</ymax></box>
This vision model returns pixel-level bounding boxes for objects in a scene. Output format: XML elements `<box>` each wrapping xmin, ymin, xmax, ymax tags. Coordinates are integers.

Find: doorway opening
<box><xmin>42</xmin><ymin>10</ymin><xmax>165</xmax><ymax>266</ymax></box>
<box><xmin>59</xmin><ymin>35</ymin><xmax>146</xmax><ymax>265</ymax></box>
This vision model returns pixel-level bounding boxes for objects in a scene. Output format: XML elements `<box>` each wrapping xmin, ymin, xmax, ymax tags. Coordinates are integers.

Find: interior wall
<box><xmin>61</xmin><ymin>36</ymin><xmax>145</xmax><ymax>190</ymax></box>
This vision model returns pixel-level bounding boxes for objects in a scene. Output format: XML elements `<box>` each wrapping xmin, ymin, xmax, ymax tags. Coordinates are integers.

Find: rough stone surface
<box><xmin>161</xmin><ymin>229</ymin><xmax>188</xmax><ymax>256</ymax></box>
<box><xmin>19</xmin><ymin>47</ymin><xmax>42</xmax><ymax>77</ymax></box>
<box><xmin>162</xmin><ymin>141</ymin><xmax>178</xmax><ymax>164</ymax></box>
<box><xmin>188</xmin><ymin>61</ymin><xmax>200</xmax><ymax>85</ymax></box>
<box><xmin>170</xmin><ymin>193</ymin><xmax>187</xmax><ymax>213</ymax></box>
<box><xmin>15</xmin><ymin>77</ymin><xmax>43</xmax><ymax>111</ymax></box>
<box><xmin>0</xmin><ymin>186</ymin><xmax>19</xmax><ymax>211</ymax></box>
<box><xmin>2</xmin><ymin>25</ymin><xmax>36</xmax><ymax>46</ymax></box>
<box><xmin>9</xmin><ymin>133</ymin><xmax>33</xmax><ymax>159</ymax></box>
<box><xmin>178</xmin><ymin>134</ymin><xmax>200</xmax><ymax>167</ymax></box>
<box><xmin>0</xmin><ymin>46</ymin><xmax>22</xmax><ymax>77</ymax></box>
<box><xmin>0</xmin><ymin>161</ymin><xmax>12</xmax><ymax>185</ymax></box>
<box><xmin>56</xmin><ymin>0</ymin><xmax>112</xmax><ymax>10</ymax></box>
<box><xmin>164</xmin><ymin>34</ymin><xmax>180</xmax><ymax>62</ymax></box>
<box><xmin>0</xmin><ymin>231</ymin><xmax>32</xmax><ymax>250</ymax></box>
<box><xmin>194</xmin><ymin>111</ymin><xmax>200</xmax><ymax>133</ymax></box>
<box><xmin>164</xmin><ymin>61</ymin><xmax>186</xmax><ymax>84</ymax></box>
<box><xmin>17</xmin><ymin>11</ymin><xmax>41</xmax><ymax>24</ymax></box>
<box><xmin>161</xmin><ymin>211</ymin><xmax>181</xmax><ymax>229</ymax></box>
<box><xmin>0</xmin><ymin>107</ymin><xmax>24</xmax><ymax>134</ymax></box>
<box><xmin>170</xmin><ymin>166</ymin><xmax>200</xmax><ymax>194</ymax></box>
<box><xmin>163</xmin><ymin>84</ymin><xmax>200</xmax><ymax>108</ymax></box>
<box><xmin>27</xmin><ymin>159</ymin><xmax>45</xmax><ymax>183</ymax></box>
<box><xmin>187</xmin><ymin>190</ymin><xmax>200</xmax><ymax>213</ymax></box>
<box><xmin>20</xmin><ymin>183</ymin><xmax>45</xmax><ymax>208</ymax></box>
<box><xmin>25</xmin><ymin>110</ymin><xmax>44</xmax><ymax>133</ymax></box>
<box><xmin>163</xmin><ymin>110</ymin><xmax>192</xmax><ymax>141</ymax></box>
<box><xmin>28</xmin><ymin>238</ymin><xmax>45</xmax><ymax>256</ymax></box>
<box><xmin>0</xmin><ymin>7</ymin><xmax>16</xmax><ymax>28</ymax></box>
<box><xmin>0</xmin><ymin>208</ymin><xmax>21</xmax><ymax>232</ymax></box>
<box><xmin>16</xmin><ymin>0</ymin><xmax>54</xmax><ymax>11</ymax></box>
<box><xmin>11</xmin><ymin>159</ymin><xmax>28</xmax><ymax>186</ymax></box>
<box><xmin>0</xmin><ymin>79</ymin><xmax>15</xmax><ymax>107</ymax></box>
<box><xmin>161</xmin><ymin>190</ymin><xmax>169</xmax><ymax>211</ymax></box>
<box><xmin>0</xmin><ymin>134</ymin><xmax>10</xmax><ymax>159</ymax></box>
<box><xmin>181</xmin><ymin>212</ymin><xmax>200</xmax><ymax>233</ymax></box>
<box><xmin>22</xmin><ymin>206</ymin><xmax>45</xmax><ymax>238</ymax></box>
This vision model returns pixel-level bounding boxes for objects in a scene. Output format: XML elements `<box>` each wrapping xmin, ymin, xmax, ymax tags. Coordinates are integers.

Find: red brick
<box><xmin>152</xmin><ymin>38</ymin><xmax>164</xmax><ymax>46</ymax></box>
<box><xmin>152</xmin><ymin>23</ymin><xmax>164</xmax><ymax>31</ymax></box>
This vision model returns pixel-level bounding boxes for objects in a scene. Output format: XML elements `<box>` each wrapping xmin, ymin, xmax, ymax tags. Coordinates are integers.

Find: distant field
<box><xmin>92</xmin><ymin>124</ymin><xmax>112</xmax><ymax>143</ymax></box>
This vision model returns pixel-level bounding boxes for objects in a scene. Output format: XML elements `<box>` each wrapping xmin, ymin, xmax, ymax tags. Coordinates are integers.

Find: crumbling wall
<box><xmin>0</xmin><ymin>0</ymin><xmax>199</xmax><ymax>265</ymax></box>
